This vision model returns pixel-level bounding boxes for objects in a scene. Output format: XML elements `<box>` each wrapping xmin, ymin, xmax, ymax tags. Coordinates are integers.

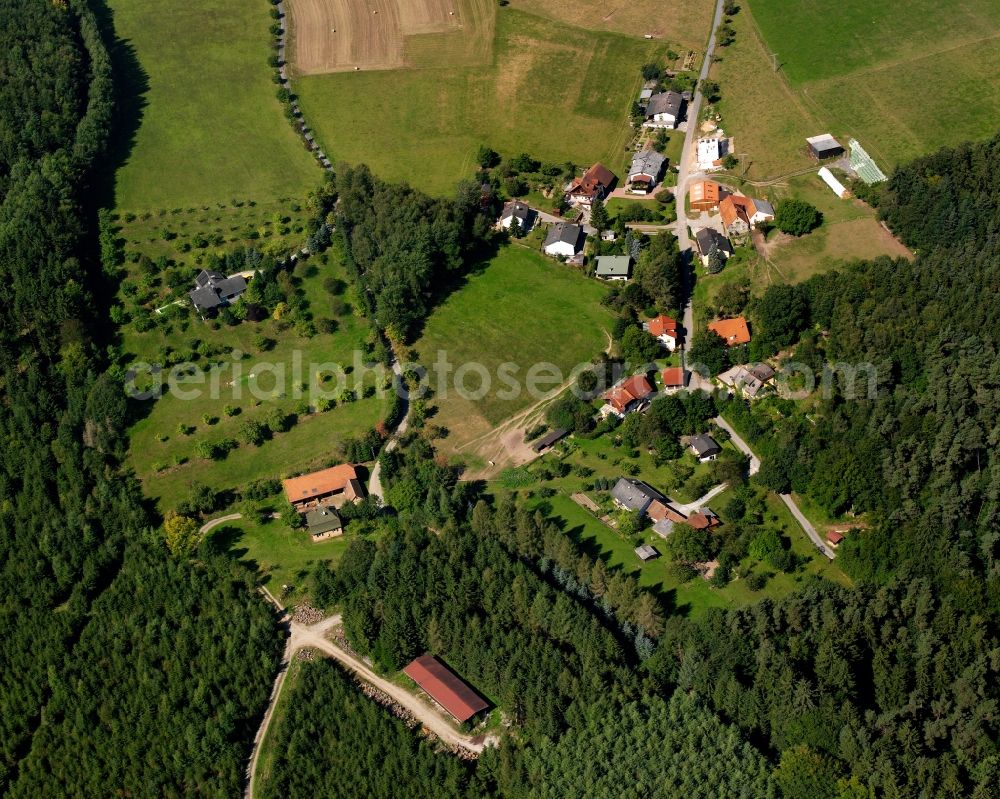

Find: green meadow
<box><xmin>415</xmin><ymin>244</ymin><xmax>615</xmax><ymax>450</ymax></box>
<box><xmin>108</xmin><ymin>0</ymin><xmax>319</xmax><ymax>210</ymax></box>
<box><xmin>738</xmin><ymin>0</ymin><xmax>1000</xmax><ymax>168</ymax></box>
<box><xmin>127</xmin><ymin>258</ymin><xmax>389</xmax><ymax>511</ymax></box>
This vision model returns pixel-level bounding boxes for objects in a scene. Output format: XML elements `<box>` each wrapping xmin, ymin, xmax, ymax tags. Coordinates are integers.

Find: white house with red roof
<box><xmin>644</xmin><ymin>314</ymin><xmax>680</xmax><ymax>350</ymax></box>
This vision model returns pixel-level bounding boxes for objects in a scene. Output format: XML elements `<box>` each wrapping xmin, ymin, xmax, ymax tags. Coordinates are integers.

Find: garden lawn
<box><xmin>525</xmin><ymin>488</ymin><xmax>849</xmax><ymax>618</ymax></box>
<box><xmin>206</xmin><ymin>516</ymin><xmax>352</xmax><ymax>603</ymax></box>
<box><xmin>415</xmin><ymin>244</ymin><xmax>615</xmax><ymax>451</ymax></box>
<box><xmin>108</xmin><ymin>0</ymin><xmax>319</xmax><ymax>211</ymax></box>
<box><xmin>294</xmin><ymin>8</ymin><xmax>667</xmax><ymax>196</ymax></box>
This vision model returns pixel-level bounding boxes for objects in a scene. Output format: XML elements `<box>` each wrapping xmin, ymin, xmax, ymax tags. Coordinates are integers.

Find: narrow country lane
<box><xmin>367</xmin><ymin>357</ymin><xmax>409</xmax><ymax>501</ymax></box>
<box><xmin>678</xmin><ymin>0</ymin><xmax>728</xmax><ymax>371</ymax></box>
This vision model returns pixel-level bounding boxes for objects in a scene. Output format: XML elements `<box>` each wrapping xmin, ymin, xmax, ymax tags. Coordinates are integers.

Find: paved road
<box><xmin>713</xmin><ymin>416</ymin><xmax>760</xmax><ymax>476</ymax></box>
<box><xmin>714</xmin><ymin>416</ymin><xmax>834</xmax><ymax>559</ymax></box>
<box><xmin>367</xmin><ymin>358</ymin><xmax>409</xmax><ymax>501</ymax></box>
<box><xmin>678</xmin><ymin>0</ymin><xmax>727</xmax><ymax>370</ymax></box>
<box><xmin>780</xmin><ymin>494</ymin><xmax>834</xmax><ymax>559</ymax></box>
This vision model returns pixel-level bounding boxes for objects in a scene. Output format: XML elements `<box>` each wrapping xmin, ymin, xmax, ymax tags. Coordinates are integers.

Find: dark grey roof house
<box><xmin>748</xmin><ymin>363</ymin><xmax>776</xmax><ymax>382</ymax></box>
<box><xmin>645</xmin><ymin>91</ymin><xmax>685</xmax><ymax>126</ymax></box>
<box><xmin>611</xmin><ymin>478</ymin><xmax>664</xmax><ymax>512</ymax></box>
<box><xmin>688</xmin><ymin>433</ymin><xmax>722</xmax><ymax>461</ymax></box>
<box><xmin>628</xmin><ymin>150</ymin><xmax>667</xmax><ymax>184</ymax></box>
<box><xmin>189</xmin><ymin>270</ymin><xmax>248</xmax><ymax>315</ymax></box>
<box><xmin>695</xmin><ymin>228</ymin><xmax>734</xmax><ymax>259</ymax></box>
<box><xmin>499</xmin><ymin>201</ymin><xmax>535</xmax><ymax>230</ymax></box>
<box><xmin>543</xmin><ymin>222</ymin><xmax>584</xmax><ymax>256</ymax></box>
<box><xmin>305</xmin><ymin>505</ymin><xmax>343</xmax><ymax>540</ymax></box>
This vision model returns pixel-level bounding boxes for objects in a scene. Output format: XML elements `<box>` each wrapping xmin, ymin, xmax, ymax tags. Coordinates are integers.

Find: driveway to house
<box><xmin>678</xmin><ymin>0</ymin><xmax>727</xmax><ymax>368</ymax></box>
<box><xmin>199</xmin><ymin>512</ymin><xmax>243</xmax><ymax>535</ymax></box>
<box><xmin>367</xmin><ymin>358</ymin><xmax>410</xmax><ymax>501</ymax></box>
<box><xmin>780</xmin><ymin>495</ymin><xmax>834</xmax><ymax>559</ymax></box>
<box><xmin>529</xmin><ymin>206</ymin><xmax>596</xmax><ymax>235</ymax></box>
<box><xmin>713</xmin><ymin>416</ymin><xmax>834</xmax><ymax>559</ymax></box>
<box><xmin>676</xmin><ymin>481</ymin><xmax>729</xmax><ymax>515</ymax></box>
<box><xmin>713</xmin><ymin>416</ymin><xmax>760</xmax><ymax>476</ymax></box>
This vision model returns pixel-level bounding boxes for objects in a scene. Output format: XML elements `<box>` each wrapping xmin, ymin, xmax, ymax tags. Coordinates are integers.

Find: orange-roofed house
<box><xmin>708</xmin><ymin>316</ymin><xmax>751</xmax><ymax>346</ymax></box>
<box><xmin>282</xmin><ymin>463</ymin><xmax>365</xmax><ymax>511</ymax></box>
<box><xmin>826</xmin><ymin>531</ymin><xmax>845</xmax><ymax>546</ymax></box>
<box><xmin>720</xmin><ymin>194</ymin><xmax>775</xmax><ymax>238</ymax></box>
<box><xmin>661</xmin><ymin>366</ymin><xmax>688</xmax><ymax>392</ymax></box>
<box><xmin>645</xmin><ymin>314</ymin><xmax>680</xmax><ymax>350</ymax></box>
<box><xmin>566</xmin><ymin>163</ymin><xmax>616</xmax><ymax>206</ymax></box>
<box><xmin>689</xmin><ymin>180</ymin><xmax>724</xmax><ymax>211</ymax></box>
<box><xmin>686</xmin><ymin>508</ymin><xmax>721</xmax><ymax>530</ymax></box>
<box><xmin>719</xmin><ymin>195</ymin><xmax>750</xmax><ymax>237</ymax></box>
<box><xmin>602</xmin><ymin>374</ymin><xmax>654</xmax><ymax>417</ymax></box>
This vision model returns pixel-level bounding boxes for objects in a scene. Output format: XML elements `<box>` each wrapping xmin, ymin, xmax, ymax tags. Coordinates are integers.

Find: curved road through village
<box><xmin>667</xmin><ymin>4</ymin><xmax>833</xmax><ymax>561</ymax></box>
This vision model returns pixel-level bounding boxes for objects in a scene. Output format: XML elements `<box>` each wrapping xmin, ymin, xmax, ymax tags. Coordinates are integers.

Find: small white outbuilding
<box><xmin>818</xmin><ymin>166</ymin><xmax>849</xmax><ymax>199</ymax></box>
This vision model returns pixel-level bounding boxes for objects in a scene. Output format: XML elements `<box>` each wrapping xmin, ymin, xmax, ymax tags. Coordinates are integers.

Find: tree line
<box><xmin>0</xmin><ymin>2</ymin><xmax>283</xmax><ymax>794</ymax></box>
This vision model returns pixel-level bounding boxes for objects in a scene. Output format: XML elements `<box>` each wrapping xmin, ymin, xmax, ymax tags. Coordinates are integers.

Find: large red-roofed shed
<box><xmin>402</xmin><ymin>654</ymin><xmax>489</xmax><ymax>723</ymax></box>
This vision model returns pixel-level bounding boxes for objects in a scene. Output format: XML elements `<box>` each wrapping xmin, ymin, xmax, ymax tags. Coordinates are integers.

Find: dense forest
<box><xmin>262</xmin><ymin>660</ymin><xmax>777</xmax><ymax>799</ymax></box>
<box><xmin>739</xmin><ymin>134</ymin><xmax>1000</xmax><ymax>593</ymax></box>
<box><xmin>0</xmin><ymin>1</ymin><xmax>281</xmax><ymax>794</ymax></box>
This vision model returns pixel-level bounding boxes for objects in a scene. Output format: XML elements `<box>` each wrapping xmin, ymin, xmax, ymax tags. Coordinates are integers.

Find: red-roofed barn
<box><xmin>402</xmin><ymin>654</ymin><xmax>489</xmax><ymax>724</ymax></box>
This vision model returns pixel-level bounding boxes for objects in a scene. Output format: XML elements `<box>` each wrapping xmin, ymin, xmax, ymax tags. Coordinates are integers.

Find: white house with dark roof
<box><xmin>189</xmin><ymin>270</ymin><xmax>248</xmax><ymax>316</ymax></box>
<box><xmin>611</xmin><ymin>478</ymin><xmax>664</xmax><ymax>513</ymax></box>
<box><xmin>543</xmin><ymin>222</ymin><xmax>585</xmax><ymax>258</ymax></box>
<box><xmin>687</xmin><ymin>433</ymin><xmax>722</xmax><ymax>462</ymax></box>
<box><xmin>644</xmin><ymin>91</ymin><xmax>685</xmax><ymax>129</ymax></box>
<box><xmin>498</xmin><ymin>201</ymin><xmax>535</xmax><ymax>231</ymax></box>
<box><xmin>694</xmin><ymin>228</ymin><xmax>733</xmax><ymax>266</ymax></box>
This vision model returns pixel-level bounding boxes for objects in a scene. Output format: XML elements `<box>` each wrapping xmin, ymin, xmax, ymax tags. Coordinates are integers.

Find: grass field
<box><xmin>415</xmin><ymin>244</ymin><xmax>615</xmax><ymax>454</ymax></box>
<box><xmin>294</xmin><ymin>7</ymin><xmax>667</xmax><ymax>195</ymax></box>
<box><xmin>726</xmin><ymin>0</ymin><xmax>1000</xmax><ymax>173</ymax></box>
<box><xmin>108</xmin><ymin>0</ymin><xmax>319</xmax><ymax>210</ymax></box>
<box><xmin>207</xmin><ymin>515</ymin><xmax>353</xmax><ymax>602</ymax></box>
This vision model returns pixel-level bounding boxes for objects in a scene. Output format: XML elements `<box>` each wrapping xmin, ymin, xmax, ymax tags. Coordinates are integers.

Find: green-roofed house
<box><xmin>594</xmin><ymin>255</ymin><xmax>632</xmax><ymax>281</ymax></box>
<box><xmin>306</xmin><ymin>505</ymin><xmax>343</xmax><ymax>542</ymax></box>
